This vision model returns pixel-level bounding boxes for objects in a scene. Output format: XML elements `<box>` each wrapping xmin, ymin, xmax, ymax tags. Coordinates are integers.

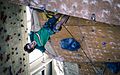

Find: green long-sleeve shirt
<box><xmin>29</xmin><ymin>27</ymin><xmax>54</xmax><ymax>53</ymax></box>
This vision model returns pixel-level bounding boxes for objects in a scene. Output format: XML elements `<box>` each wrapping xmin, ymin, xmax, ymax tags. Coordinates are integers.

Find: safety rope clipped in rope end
<box><xmin>64</xmin><ymin>16</ymin><xmax>70</xmax><ymax>24</ymax></box>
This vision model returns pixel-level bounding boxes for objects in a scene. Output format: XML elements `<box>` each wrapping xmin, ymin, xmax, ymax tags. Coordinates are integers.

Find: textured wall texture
<box><xmin>6</xmin><ymin>1</ymin><xmax>119</xmax><ymax>63</ymax></box>
<box><xmin>63</xmin><ymin>62</ymin><xmax>120</xmax><ymax>75</ymax></box>
<box><xmin>5</xmin><ymin>0</ymin><xmax>120</xmax><ymax>75</ymax></box>
<box><xmin>9</xmin><ymin>0</ymin><xmax>120</xmax><ymax>25</ymax></box>
<box><xmin>23</xmin><ymin>8</ymin><xmax>120</xmax><ymax>63</ymax></box>
<box><xmin>63</xmin><ymin>62</ymin><xmax>79</xmax><ymax>75</ymax></box>
<box><xmin>0</xmin><ymin>1</ymin><xmax>29</xmax><ymax>75</ymax></box>
<box><xmin>51</xmin><ymin>17</ymin><xmax>120</xmax><ymax>63</ymax></box>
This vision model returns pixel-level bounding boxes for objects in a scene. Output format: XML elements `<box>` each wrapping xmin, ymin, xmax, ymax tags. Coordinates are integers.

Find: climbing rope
<box><xmin>63</xmin><ymin>24</ymin><xmax>102</xmax><ymax>74</ymax></box>
<box><xmin>30</xmin><ymin>6</ymin><xmax>102</xmax><ymax>74</ymax></box>
<box><xmin>62</xmin><ymin>25</ymin><xmax>75</xmax><ymax>38</ymax></box>
<box><xmin>78</xmin><ymin>27</ymin><xmax>102</xmax><ymax>74</ymax></box>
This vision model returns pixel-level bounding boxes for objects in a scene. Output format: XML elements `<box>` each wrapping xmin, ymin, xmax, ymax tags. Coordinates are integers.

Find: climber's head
<box><xmin>24</xmin><ymin>41</ymin><xmax>36</xmax><ymax>53</ymax></box>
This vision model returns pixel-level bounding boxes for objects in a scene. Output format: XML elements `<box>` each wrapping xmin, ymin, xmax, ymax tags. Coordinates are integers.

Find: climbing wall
<box><xmin>6</xmin><ymin>0</ymin><xmax>120</xmax><ymax>75</ymax></box>
<box><xmin>79</xmin><ymin>24</ymin><xmax>120</xmax><ymax>62</ymax></box>
<box><xmin>30</xmin><ymin>11</ymin><xmax>120</xmax><ymax>63</ymax></box>
<box><xmin>0</xmin><ymin>1</ymin><xmax>29</xmax><ymax>75</ymax></box>
<box><xmin>50</xmin><ymin>16</ymin><xmax>120</xmax><ymax>63</ymax></box>
<box><xmin>9</xmin><ymin>0</ymin><xmax>120</xmax><ymax>25</ymax></box>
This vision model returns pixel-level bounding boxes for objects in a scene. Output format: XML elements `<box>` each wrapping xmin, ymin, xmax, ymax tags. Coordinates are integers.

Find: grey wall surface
<box><xmin>63</xmin><ymin>62</ymin><xmax>79</xmax><ymax>75</ymax></box>
<box><xmin>0</xmin><ymin>1</ymin><xmax>29</xmax><ymax>75</ymax></box>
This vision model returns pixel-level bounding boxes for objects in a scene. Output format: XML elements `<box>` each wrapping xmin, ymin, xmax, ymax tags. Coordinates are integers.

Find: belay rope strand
<box><xmin>29</xmin><ymin>6</ymin><xmax>102</xmax><ymax>74</ymax></box>
<box><xmin>62</xmin><ymin>25</ymin><xmax>75</xmax><ymax>38</ymax></box>
<box><xmin>78</xmin><ymin>27</ymin><xmax>102</xmax><ymax>74</ymax></box>
<box><xmin>63</xmin><ymin>24</ymin><xmax>101</xmax><ymax>74</ymax></box>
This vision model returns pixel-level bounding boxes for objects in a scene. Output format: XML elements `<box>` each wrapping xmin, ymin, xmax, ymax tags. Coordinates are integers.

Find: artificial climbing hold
<box><xmin>18</xmin><ymin>33</ymin><xmax>20</xmax><ymax>36</ymax></box>
<box><xmin>11</xmin><ymin>52</ymin><xmax>14</xmax><ymax>55</ymax></box>
<box><xmin>5</xmin><ymin>35</ymin><xmax>11</xmax><ymax>42</ymax></box>
<box><xmin>15</xmin><ymin>47</ymin><xmax>17</xmax><ymax>50</ymax></box>
<box><xmin>0</xmin><ymin>53</ymin><xmax>3</xmax><ymax>61</ymax></box>
<box><xmin>12</xmin><ymin>61</ymin><xmax>15</xmax><ymax>64</ymax></box>
<box><xmin>5</xmin><ymin>54</ymin><xmax>10</xmax><ymax>62</ymax></box>
<box><xmin>16</xmin><ymin>52</ymin><xmax>18</xmax><ymax>55</ymax></box>
<box><xmin>4</xmin><ymin>29</ymin><xmax>7</xmax><ymax>33</ymax></box>
<box><xmin>21</xmin><ymin>24</ymin><xmax>24</xmax><ymax>27</ymax></box>
<box><xmin>0</xmin><ymin>46</ymin><xmax>1</xmax><ymax>50</ymax></box>
<box><xmin>60</xmin><ymin>38</ymin><xmax>80</xmax><ymax>51</ymax></box>
<box><xmin>11</xmin><ymin>48</ymin><xmax>14</xmax><ymax>50</ymax></box>
<box><xmin>102</xmin><ymin>42</ymin><xmax>107</xmax><ymax>47</ymax></box>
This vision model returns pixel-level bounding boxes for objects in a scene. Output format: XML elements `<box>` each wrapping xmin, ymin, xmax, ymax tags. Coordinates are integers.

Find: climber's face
<box><xmin>28</xmin><ymin>41</ymin><xmax>36</xmax><ymax>49</ymax></box>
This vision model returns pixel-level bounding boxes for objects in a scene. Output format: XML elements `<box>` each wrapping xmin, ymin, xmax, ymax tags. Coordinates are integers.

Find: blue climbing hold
<box><xmin>60</xmin><ymin>38</ymin><xmax>80</xmax><ymax>51</ymax></box>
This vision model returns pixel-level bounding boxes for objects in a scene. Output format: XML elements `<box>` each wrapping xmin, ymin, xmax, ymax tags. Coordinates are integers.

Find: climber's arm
<box><xmin>45</xmin><ymin>50</ymin><xmax>56</xmax><ymax>58</ymax></box>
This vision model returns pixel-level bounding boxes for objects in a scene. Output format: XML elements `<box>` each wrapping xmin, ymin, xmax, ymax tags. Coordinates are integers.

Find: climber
<box><xmin>24</xmin><ymin>9</ymin><xmax>69</xmax><ymax>57</ymax></box>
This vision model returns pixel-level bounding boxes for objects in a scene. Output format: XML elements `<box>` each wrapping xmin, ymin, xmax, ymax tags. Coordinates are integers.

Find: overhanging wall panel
<box><xmin>51</xmin><ymin>26</ymin><xmax>89</xmax><ymax>62</ymax></box>
<box><xmin>9</xmin><ymin>0</ymin><xmax>120</xmax><ymax>25</ymax></box>
<box><xmin>50</xmin><ymin>16</ymin><xmax>120</xmax><ymax>63</ymax></box>
<box><xmin>79</xmin><ymin>25</ymin><xmax>120</xmax><ymax>62</ymax></box>
<box><xmin>17</xmin><ymin>10</ymin><xmax>120</xmax><ymax>63</ymax></box>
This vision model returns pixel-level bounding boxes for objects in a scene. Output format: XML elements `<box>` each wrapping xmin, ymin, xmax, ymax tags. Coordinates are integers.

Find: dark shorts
<box><xmin>43</xmin><ymin>16</ymin><xmax>57</xmax><ymax>29</ymax></box>
<box><xmin>43</xmin><ymin>16</ymin><xmax>61</xmax><ymax>33</ymax></box>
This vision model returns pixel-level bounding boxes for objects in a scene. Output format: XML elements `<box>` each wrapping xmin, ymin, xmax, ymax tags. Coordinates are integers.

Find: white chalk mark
<box><xmin>60</xmin><ymin>4</ymin><xmax>67</xmax><ymax>11</ymax></box>
<box><xmin>117</xmin><ymin>4</ymin><xmax>120</xmax><ymax>8</ymax></box>
<box><xmin>103</xmin><ymin>0</ymin><xmax>113</xmax><ymax>5</ymax></box>
<box><xmin>90</xmin><ymin>0</ymin><xmax>97</xmax><ymax>5</ymax></box>
<box><xmin>82</xmin><ymin>0</ymin><xmax>89</xmax><ymax>4</ymax></box>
